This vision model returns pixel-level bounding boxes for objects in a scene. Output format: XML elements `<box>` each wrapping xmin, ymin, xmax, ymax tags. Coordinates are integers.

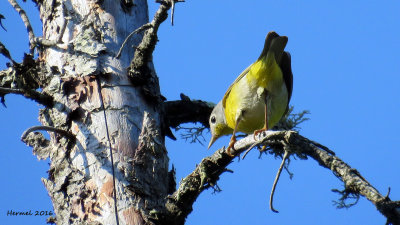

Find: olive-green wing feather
<box><xmin>222</xmin><ymin>63</ymin><xmax>252</xmax><ymax>108</ymax></box>
<box><xmin>222</xmin><ymin>32</ymin><xmax>282</xmax><ymax>108</ymax></box>
<box><xmin>280</xmin><ymin>51</ymin><xmax>293</xmax><ymax>114</ymax></box>
<box><xmin>222</xmin><ymin>32</ymin><xmax>289</xmax><ymax>109</ymax></box>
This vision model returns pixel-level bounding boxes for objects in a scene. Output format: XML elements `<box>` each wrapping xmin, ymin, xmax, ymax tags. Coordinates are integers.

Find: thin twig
<box><xmin>0</xmin><ymin>14</ymin><xmax>6</xmax><ymax>31</ymax></box>
<box><xmin>385</xmin><ymin>187</ymin><xmax>391</xmax><ymax>199</ymax></box>
<box><xmin>155</xmin><ymin>0</ymin><xmax>184</xmax><ymax>26</ymax></box>
<box><xmin>8</xmin><ymin>0</ymin><xmax>66</xmax><ymax>51</ymax></box>
<box><xmin>8</xmin><ymin>0</ymin><xmax>35</xmax><ymax>54</ymax></box>
<box><xmin>242</xmin><ymin>134</ymin><xmax>278</xmax><ymax>160</ymax></box>
<box><xmin>21</xmin><ymin>125</ymin><xmax>75</xmax><ymax>141</ymax></box>
<box><xmin>116</xmin><ymin>23</ymin><xmax>152</xmax><ymax>59</ymax></box>
<box><xmin>269</xmin><ymin>150</ymin><xmax>289</xmax><ymax>213</ymax></box>
<box><xmin>171</xmin><ymin>0</ymin><xmax>185</xmax><ymax>25</ymax></box>
<box><xmin>242</xmin><ymin>142</ymin><xmax>259</xmax><ymax>160</ymax></box>
<box><xmin>170</xmin><ymin>0</ymin><xmax>175</xmax><ymax>25</ymax></box>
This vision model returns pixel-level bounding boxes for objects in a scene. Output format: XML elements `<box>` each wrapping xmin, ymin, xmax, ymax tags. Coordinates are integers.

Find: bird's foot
<box><xmin>226</xmin><ymin>136</ymin><xmax>237</xmax><ymax>156</ymax></box>
<box><xmin>253</xmin><ymin>127</ymin><xmax>268</xmax><ymax>140</ymax></box>
<box><xmin>253</xmin><ymin>127</ymin><xmax>269</xmax><ymax>152</ymax></box>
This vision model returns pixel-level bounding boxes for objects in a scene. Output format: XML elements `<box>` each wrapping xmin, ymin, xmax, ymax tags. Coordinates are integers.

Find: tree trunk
<box><xmin>34</xmin><ymin>0</ymin><xmax>169</xmax><ymax>224</ymax></box>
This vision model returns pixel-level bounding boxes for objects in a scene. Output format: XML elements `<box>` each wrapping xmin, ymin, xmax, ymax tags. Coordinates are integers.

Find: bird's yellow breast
<box><xmin>248</xmin><ymin>54</ymin><xmax>283</xmax><ymax>91</ymax></box>
<box><xmin>224</xmin><ymin>53</ymin><xmax>288</xmax><ymax>133</ymax></box>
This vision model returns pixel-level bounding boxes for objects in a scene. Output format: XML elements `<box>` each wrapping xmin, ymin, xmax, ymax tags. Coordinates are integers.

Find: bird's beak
<box><xmin>208</xmin><ymin>135</ymin><xmax>217</xmax><ymax>149</ymax></box>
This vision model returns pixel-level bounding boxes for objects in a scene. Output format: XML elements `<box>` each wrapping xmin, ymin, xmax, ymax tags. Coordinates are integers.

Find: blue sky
<box><xmin>1</xmin><ymin>1</ymin><xmax>400</xmax><ymax>224</ymax></box>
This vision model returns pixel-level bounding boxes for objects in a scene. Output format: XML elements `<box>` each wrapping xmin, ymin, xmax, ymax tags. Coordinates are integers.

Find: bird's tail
<box><xmin>259</xmin><ymin>31</ymin><xmax>288</xmax><ymax>64</ymax></box>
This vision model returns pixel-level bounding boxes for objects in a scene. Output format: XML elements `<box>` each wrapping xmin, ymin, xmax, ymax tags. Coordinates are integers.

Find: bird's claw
<box><xmin>226</xmin><ymin>137</ymin><xmax>236</xmax><ymax>156</ymax></box>
<box><xmin>253</xmin><ymin>128</ymin><xmax>267</xmax><ymax>140</ymax></box>
<box><xmin>253</xmin><ymin>128</ymin><xmax>269</xmax><ymax>152</ymax></box>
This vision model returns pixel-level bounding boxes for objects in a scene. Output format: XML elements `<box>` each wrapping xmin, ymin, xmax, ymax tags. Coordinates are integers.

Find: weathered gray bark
<box><xmin>12</xmin><ymin>0</ymin><xmax>169</xmax><ymax>224</ymax></box>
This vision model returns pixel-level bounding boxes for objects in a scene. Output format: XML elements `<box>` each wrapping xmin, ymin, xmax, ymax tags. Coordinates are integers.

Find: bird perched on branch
<box><xmin>208</xmin><ymin>31</ymin><xmax>293</xmax><ymax>155</ymax></box>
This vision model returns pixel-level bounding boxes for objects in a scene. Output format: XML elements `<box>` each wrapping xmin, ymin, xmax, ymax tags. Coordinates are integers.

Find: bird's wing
<box><xmin>222</xmin><ymin>63</ymin><xmax>252</xmax><ymax>108</ymax></box>
<box><xmin>222</xmin><ymin>32</ymin><xmax>288</xmax><ymax>109</ymax></box>
<box><xmin>280</xmin><ymin>51</ymin><xmax>293</xmax><ymax>114</ymax></box>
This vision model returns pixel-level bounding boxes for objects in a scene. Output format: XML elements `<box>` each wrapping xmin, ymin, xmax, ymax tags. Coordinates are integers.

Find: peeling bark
<box><xmin>13</xmin><ymin>0</ymin><xmax>171</xmax><ymax>224</ymax></box>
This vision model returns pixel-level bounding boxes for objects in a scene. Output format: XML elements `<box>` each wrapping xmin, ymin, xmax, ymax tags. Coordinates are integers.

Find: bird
<box><xmin>208</xmin><ymin>31</ymin><xmax>293</xmax><ymax>155</ymax></box>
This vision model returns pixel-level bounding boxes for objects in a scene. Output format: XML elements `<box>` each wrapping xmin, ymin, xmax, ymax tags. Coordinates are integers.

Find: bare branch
<box><xmin>167</xmin><ymin>0</ymin><xmax>185</xmax><ymax>25</ymax></box>
<box><xmin>32</xmin><ymin>16</ymin><xmax>68</xmax><ymax>47</ymax></box>
<box><xmin>0</xmin><ymin>53</ymin><xmax>53</xmax><ymax>107</ymax></box>
<box><xmin>7</xmin><ymin>1</ymin><xmax>68</xmax><ymax>53</ymax></box>
<box><xmin>270</xmin><ymin>150</ymin><xmax>289</xmax><ymax>213</ymax></box>
<box><xmin>128</xmin><ymin>0</ymin><xmax>176</xmax><ymax>103</ymax></box>
<box><xmin>0</xmin><ymin>86</ymin><xmax>53</xmax><ymax>107</ymax></box>
<box><xmin>165</xmin><ymin>130</ymin><xmax>400</xmax><ymax>224</ymax></box>
<box><xmin>8</xmin><ymin>0</ymin><xmax>35</xmax><ymax>54</ymax></box>
<box><xmin>0</xmin><ymin>87</ymin><xmax>25</xmax><ymax>95</ymax></box>
<box><xmin>112</xmin><ymin>0</ymin><xmax>178</xmax><ymax>108</ymax></box>
<box><xmin>116</xmin><ymin>23</ymin><xmax>152</xmax><ymax>59</ymax></box>
<box><xmin>129</xmin><ymin>0</ymin><xmax>171</xmax><ymax>80</ymax></box>
<box><xmin>0</xmin><ymin>41</ymin><xmax>15</xmax><ymax>64</ymax></box>
<box><xmin>21</xmin><ymin>125</ymin><xmax>75</xmax><ymax>141</ymax></box>
<box><xmin>0</xmin><ymin>14</ymin><xmax>6</xmax><ymax>31</ymax></box>
<box><xmin>21</xmin><ymin>130</ymin><xmax>51</xmax><ymax>160</ymax></box>
<box><xmin>164</xmin><ymin>94</ymin><xmax>213</xmax><ymax>129</ymax></box>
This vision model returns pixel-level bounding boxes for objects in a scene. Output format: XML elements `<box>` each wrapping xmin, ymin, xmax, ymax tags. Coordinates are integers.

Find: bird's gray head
<box><xmin>208</xmin><ymin>101</ymin><xmax>232</xmax><ymax>149</ymax></box>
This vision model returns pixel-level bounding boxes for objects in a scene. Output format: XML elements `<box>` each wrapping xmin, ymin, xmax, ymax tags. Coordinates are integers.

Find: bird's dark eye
<box><xmin>211</xmin><ymin>116</ymin><xmax>216</xmax><ymax>124</ymax></box>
